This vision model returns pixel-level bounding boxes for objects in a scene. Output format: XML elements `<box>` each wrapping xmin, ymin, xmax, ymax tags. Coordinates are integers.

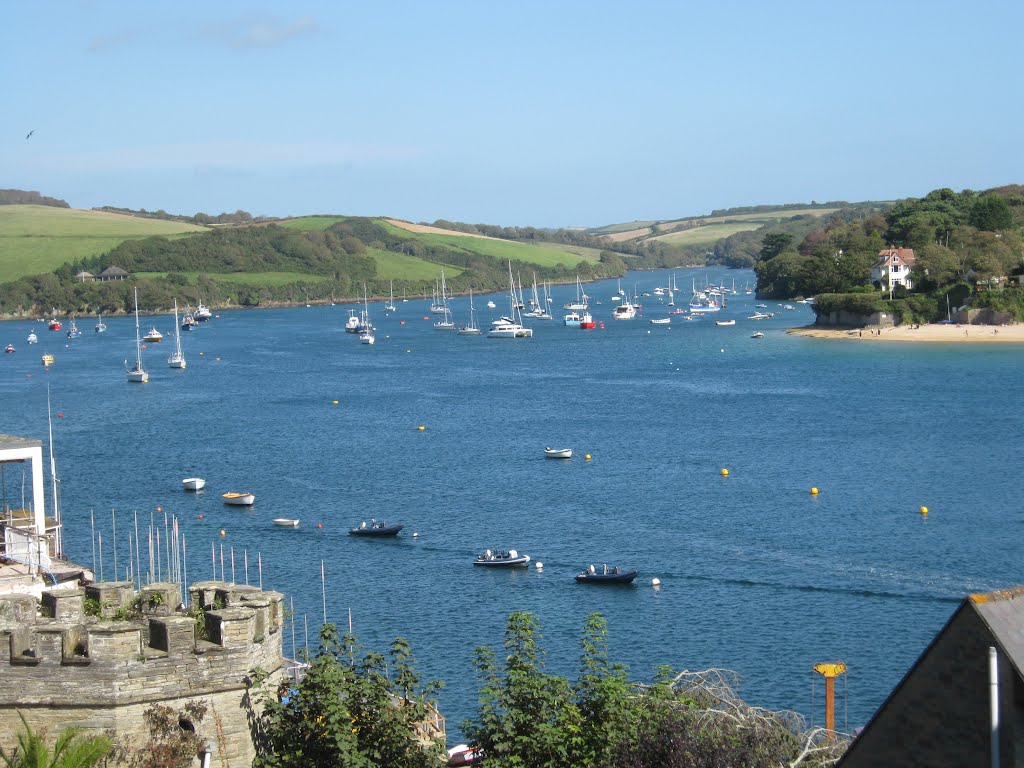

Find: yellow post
<box><xmin>813</xmin><ymin>662</ymin><xmax>847</xmax><ymax>737</ymax></box>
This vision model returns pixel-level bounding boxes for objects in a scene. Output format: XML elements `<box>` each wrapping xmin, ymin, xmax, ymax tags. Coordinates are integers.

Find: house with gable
<box><xmin>838</xmin><ymin>586</ymin><xmax>1024</xmax><ymax>767</ymax></box>
<box><xmin>871</xmin><ymin>247</ymin><xmax>916</xmax><ymax>292</ymax></box>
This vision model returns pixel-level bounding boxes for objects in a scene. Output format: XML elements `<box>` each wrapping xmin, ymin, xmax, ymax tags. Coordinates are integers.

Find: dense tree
<box><xmin>249</xmin><ymin>624</ymin><xmax>443</xmax><ymax>768</ymax></box>
<box><xmin>969</xmin><ymin>194</ymin><xmax>1013</xmax><ymax>231</ymax></box>
<box><xmin>758</xmin><ymin>232</ymin><xmax>794</xmax><ymax>261</ymax></box>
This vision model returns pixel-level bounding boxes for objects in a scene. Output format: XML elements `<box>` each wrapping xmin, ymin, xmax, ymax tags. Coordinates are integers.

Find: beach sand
<box><xmin>789</xmin><ymin>323</ymin><xmax>1024</xmax><ymax>344</ymax></box>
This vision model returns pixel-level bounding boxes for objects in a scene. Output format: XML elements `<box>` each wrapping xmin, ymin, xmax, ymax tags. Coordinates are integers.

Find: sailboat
<box><xmin>95</xmin><ymin>314</ymin><xmax>107</xmax><ymax>333</ymax></box>
<box><xmin>433</xmin><ymin>271</ymin><xmax>455</xmax><ymax>329</ymax></box>
<box><xmin>488</xmin><ymin>262</ymin><xmax>533</xmax><ymax>338</ymax></box>
<box><xmin>563</xmin><ymin>275</ymin><xmax>588</xmax><ymax>311</ymax></box>
<box><xmin>127</xmin><ymin>288</ymin><xmax>148</xmax><ymax>383</ymax></box>
<box><xmin>168</xmin><ymin>299</ymin><xmax>186</xmax><ymax>368</ymax></box>
<box><xmin>385</xmin><ymin>281</ymin><xmax>396</xmax><ymax>312</ymax></box>
<box><xmin>458</xmin><ymin>288</ymin><xmax>483</xmax><ymax>335</ymax></box>
<box><xmin>359</xmin><ymin>285</ymin><xmax>375</xmax><ymax>345</ymax></box>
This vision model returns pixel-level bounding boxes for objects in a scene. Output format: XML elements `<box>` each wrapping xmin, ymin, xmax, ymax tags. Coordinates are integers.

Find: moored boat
<box><xmin>222</xmin><ymin>492</ymin><xmax>255</xmax><ymax>506</ymax></box>
<box><xmin>715</xmin><ymin>319</ymin><xmax>736</xmax><ymax>326</ymax></box>
<box><xmin>575</xmin><ymin>564</ymin><xmax>639</xmax><ymax>584</ymax></box>
<box><xmin>544</xmin><ymin>447</ymin><xmax>573</xmax><ymax>459</ymax></box>
<box><xmin>349</xmin><ymin>519</ymin><xmax>404</xmax><ymax>537</ymax></box>
<box><xmin>4</xmin><ymin>344</ymin><xmax>14</xmax><ymax>354</ymax></box>
<box><xmin>649</xmin><ymin>317</ymin><xmax>671</xmax><ymax>325</ymax></box>
<box><xmin>143</xmin><ymin>327</ymin><xmax>163</xmax><ymax>343</ymax></box>
<box><xmin>474</xmin><ymin>548</ymin><xmax>530</xmax><ymax>567</ymax></box>
<box><xmin>27</xmin><ymin>332</ymin><xmax>38</xmax><ymax>344</ymax></box>
<box><xmin>273</xmin><ymin>518</ymin><xmax>300</xmax><ymax>528</ymax></box>
<box><xmin>182</xmin><ymin>477</ymin><xmax>206</xmax><ymax>491</ymax></box>
<box><xmin>751</xmin><ymin>331</ymin><xmax>765</xmax><ymax>339</ymax></box>
<box><xmin>41</xmin><ymin>354</ymin><xmax>54</xmax><ymax>366</ymax></box>
<box><xmin>48</xmin><ymin>317</ymin><xmax>62</xmax><ymax>331</ymax></box>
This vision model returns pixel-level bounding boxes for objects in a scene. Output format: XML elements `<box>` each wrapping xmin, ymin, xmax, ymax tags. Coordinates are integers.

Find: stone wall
<box><xmin>0</xmin><ymin>581</ymin><xmax>286</xmax><ymax>767</ymax></box>
<box><xmin>814</xmin><ymin>309</ymin><xmax>894</xmax><ymax>327</ymax></box>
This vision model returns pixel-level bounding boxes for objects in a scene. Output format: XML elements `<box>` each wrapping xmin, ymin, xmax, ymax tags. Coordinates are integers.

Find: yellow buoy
<box><xmin>417</xmin><ymin>425</ymin><xmax>425</xmax><ymax>431</ymax></box>
<box><xmin>584</xmin><ymin>453</ymin><xmax>592</xmax><ymax>461</ymax></box>
<box><xmin>720</xmin><ymin>468</ymin><xmax>729</xmax><ymax>477</ymax></box>
<box><xmin>219</xmin><ymin>529</ymin><xmax>226</xmax><ymax>537</ymax></box>
<box><xmin>332</xmin><ymin>400</ymin><xmax>339</xmax><ymax>405</ymax></box>
<box><xmin>811</xmin><ymin>487</ymin><xmax>819</xmax><ymax>495</ymax></box>
<box><xmin>920</xmin><ymin>506</ymin><xmax>929</xmax><ymax>516</ymax></box>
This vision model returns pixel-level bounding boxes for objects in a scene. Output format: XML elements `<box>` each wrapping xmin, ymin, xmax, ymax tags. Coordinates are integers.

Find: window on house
<box><xmin>892</xmin><ymin>265</ymin><xmax>900</xmax><ymax>272</ymax></box>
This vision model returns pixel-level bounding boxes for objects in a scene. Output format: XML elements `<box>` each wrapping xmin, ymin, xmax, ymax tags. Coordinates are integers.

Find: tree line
<box><xmin>0</xmin><ymin>188</ymin><xmax>69</xmax><ymax>207</ymax></box>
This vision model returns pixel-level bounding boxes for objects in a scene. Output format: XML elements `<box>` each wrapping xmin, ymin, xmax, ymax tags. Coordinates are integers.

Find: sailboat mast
<box><xmin>46</xmin><ymin>387</ymin><xmax>62</xmax><ymax>558</ymax></box>
<box><xmin>134</xmin><ymin>289</ymin><xmax>143</xmax><ymax>369</ymax></box>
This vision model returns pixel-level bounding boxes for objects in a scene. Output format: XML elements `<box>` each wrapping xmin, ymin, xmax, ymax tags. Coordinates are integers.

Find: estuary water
<box><xmin>2</xmin><ymin>267</ymin><xmax>1023</xmax><ymax>739</ymax></box>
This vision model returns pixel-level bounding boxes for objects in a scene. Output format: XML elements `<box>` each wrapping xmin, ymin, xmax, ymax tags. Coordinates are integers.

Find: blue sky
<box><xmin>4</xmin><ymin>1</ymin><xmax>1023</xmax><ymax>227</ymax></box>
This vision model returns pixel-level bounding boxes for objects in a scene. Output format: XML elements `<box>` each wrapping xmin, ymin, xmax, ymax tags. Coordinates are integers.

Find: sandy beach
<box><xmin>789</xmin><ymin>323</ymin><xmax>1024</xmax><ymax>344</ymax></box>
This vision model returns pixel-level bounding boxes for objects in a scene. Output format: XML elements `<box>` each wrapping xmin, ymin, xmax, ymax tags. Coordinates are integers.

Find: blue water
<box><xmin>2</xmin><ymin>267</ymin><xmax>1023</xmax><ymax>739</ymax></box>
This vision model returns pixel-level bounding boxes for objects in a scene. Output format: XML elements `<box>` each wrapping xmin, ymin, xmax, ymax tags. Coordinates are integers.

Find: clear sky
<box><xmin>4</xmin><ymin>1</ymin><xmax>1023</xmax><ymax>227</ymax></box>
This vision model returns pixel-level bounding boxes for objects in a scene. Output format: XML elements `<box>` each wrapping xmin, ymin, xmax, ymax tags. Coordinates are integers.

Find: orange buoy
<box><xmin>219</xmin><ymin>529</ymin><xmax>226</xmax><ymax>537</ymax></box>
<box><xmin>317</xmin><ymin>522</ymin><xmax>323</xmax><ymax>529</ymax></box>
<box><xmin>198</xmin><ymin>514</ymin><xmax>204</xmax><ymax>520</ymax></box>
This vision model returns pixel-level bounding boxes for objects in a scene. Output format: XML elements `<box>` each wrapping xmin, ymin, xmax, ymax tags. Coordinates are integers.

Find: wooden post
<box><xmin>813</xmin><ymin>662</ymin><xmax>847</xmax><ymax>738</ymax></box>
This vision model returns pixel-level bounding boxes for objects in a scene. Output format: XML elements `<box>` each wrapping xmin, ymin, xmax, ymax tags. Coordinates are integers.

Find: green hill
<box><xmin>0</xmin><ymin>205</ymin><xmax>208</xmax><ymax>281</ymax></box>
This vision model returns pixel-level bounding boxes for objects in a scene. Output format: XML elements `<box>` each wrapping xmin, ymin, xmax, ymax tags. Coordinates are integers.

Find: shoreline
<box><xmin>789</xmin><ymin>323</ymin><xmax>1024</xmax><ymax>344</ymax></box>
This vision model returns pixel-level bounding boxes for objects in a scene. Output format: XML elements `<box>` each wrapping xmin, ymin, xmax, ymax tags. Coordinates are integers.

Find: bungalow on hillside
<box><xmin>97</xmin><ymin>266</ymin><xmax>129</xmax><ymax>281</ymax></box>
<box><xmin>74</xmin><ymin>271</ymin><xmax>95</xmax><ymax>282</ymax></box>
<box><xmin>871</xmin><ymin>247</ymin><xmax>916</xmax><ymax>292</ymax></box>
<box><xmin>838</xmin><ymin>586</ymin><xmax>1024</xmax><ymax>768</ymax></box>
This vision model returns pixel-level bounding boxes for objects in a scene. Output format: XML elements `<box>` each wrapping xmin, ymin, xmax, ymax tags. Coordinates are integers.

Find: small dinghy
<box><xmin>544</xmin><ymin>447</ymin><xmax>572</xmax><ymax>459</ymax></box>
<box><xmin>182</xmin><ymin>477</ymin><xmax>206</xmax><ymax>491</ymax></box>
<box><xmin>575</xmin><ymin>564</ymin><xmax>639</xmax><ymax>584</ymax></box>
<box><xmin>273</xmin><ymin>518</ymin><xmax>300</xmax><ymax>528</ymax></box>
<box><xmin>349</xmin><ymin>519</ymin><xmax>404</xmax><ymax>537</ymax></box>
<box><xmin>222</xmin><ymin>492</ymin><xmax>255</xmax><ymax>506</ymax></box>
<box><xmin>474</xmin><ymin>548</ymin><xmax>531</xmax><ymax>567</ymax></box>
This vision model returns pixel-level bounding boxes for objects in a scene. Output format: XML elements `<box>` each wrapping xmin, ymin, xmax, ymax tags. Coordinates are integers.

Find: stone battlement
<box><xmin>0</xmin><ymin>580</ymin><xmax>285</xmax><ymax>707</ymax></box>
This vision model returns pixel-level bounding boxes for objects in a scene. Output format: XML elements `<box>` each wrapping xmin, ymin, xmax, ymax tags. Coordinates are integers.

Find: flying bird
<box><xmin>25</xmin><ymin>130</ymin><xmax>34</xmax><ymax>140</ymax></box>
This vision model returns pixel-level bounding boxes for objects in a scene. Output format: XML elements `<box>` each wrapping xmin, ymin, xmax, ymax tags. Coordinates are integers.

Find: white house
<box><xmin>871</xmin><ymin>247</ymin><xmax>916</xmax><ymax>292</ymax></box>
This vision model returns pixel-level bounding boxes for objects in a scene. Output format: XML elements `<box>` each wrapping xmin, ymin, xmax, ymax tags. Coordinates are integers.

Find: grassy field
<box><xmin>650</xmin><ymin>221</ymin><xmax>767</xmax><ymax>245</ymax></box>
<box><xmin>277</xmin><ymin>216</ymin><xmax>350</xmax><ymax>231</ymax></box>
<box><xmin>135</xmin><ymin>271</ymin><xmax>330</xmax><ymax>286</ymax></box>
<box><xmin>367</xmin><ymin>248</ymin><xmax>463</xmax><ymax>280</ymax></box>
<box><xmin>0</xmin><ymin>205</ymin><xmax>207</xmax><ymax>280</ymax></box>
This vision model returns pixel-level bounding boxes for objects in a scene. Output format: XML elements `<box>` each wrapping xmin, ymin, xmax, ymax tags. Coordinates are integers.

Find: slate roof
<box><xmin>970</xmin><ymin>586</ymin><xmax>1024</xmax><ymax>676</ymax></box>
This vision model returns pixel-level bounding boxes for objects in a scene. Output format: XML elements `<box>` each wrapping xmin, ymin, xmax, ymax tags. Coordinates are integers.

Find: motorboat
<box><xmin>273</xmin><ymin>518</ymin><xmax>300</xmax><ymax>528</ymax></box>
<box><xmin>649</xmin><ymin>317</ymin><xmax>671</xmax><ymax>325</ymax></box>
<box><xmin>222</xmin><ymin>492</ymin><xmax>256</xmax><ymax>506</ymax></box>
<box><xmin>194</xmin><ymin>303</ymin><xmax>212</xmax><ymax>321</ymax></box>
<box><xmin>182</xmin><ymin>477</ymin><xmax>206</xmax><ymax>491</ymax></box>
<box><xmin>563</xmin><ymin>311</ymin><xmax>581</xmax><ymax>328</ymax></box>
<box><xmin>488</xmin><ymin>262</ymin><xmax>533</xmax><ymax>338</ymax></box>
<box><xmin>66</xmin><ymin>319</ymin><xmax>82</xmax><ymax>339</ymax></box>
<box><xmin>447</xmin><ymin>744</ymin><xmax>483</xmax><ymax>767</ymax></box>
<box><xmin>612</xmin><ymin>299</ymin><xmax>638</xmax><ymax>320</ymax></box>
<box><xmin>579</xmin><ymin>311</ymin><xmax>596</xmax><ymax>330</ymax></box>
<box><xmin>575</xmin><ymin>564</ymin><xmax>639</xmax><ymax>584</ymax></box>
<box><xmin>41</xmin><ymin>354</ymin><xmax>54</xmax><ymax>366</ymax></box>
<box><xmin>48</xmin><ymin>317</ymin><xmax>62</xmax><ymax>331</ymax></box>
<box><xmin>345</xmin><ymin>310</ymin><xmax>362</xmax><ymax>333</ymax></box>
<box><xmin>349</xmin><ymin>519</ymin><xmax>404</xmax><ymax>537</ymax></box>
<box><xmin>486</xmin><ymin>300</ymin><xmax>496</xmax><ymax>309</ymax></box>
<box><xmin>715</xmin><ymin>319</ymin><xmax>736</xmax><ymax>326</ymax></box>
<box><xmin>27</xmin><ymin>332</ymin><xmax>38</xmax><ymax>344</ymax></box>
<box><xmin>748</xmin><ymin>312</ymin><xmax>774</xmax><ymax>320</ymax></box>
<box><xmin>4</xmin><ymin>344</ymin><xmax>14</xmax><ymax>354</ymax></box>
<box><xmin>143</xmin><ymin>327</ymin><xmax>163</xmax><ymax>343</ymax></box>
<box><xmin>95</xmin><ymin>315</ymin><xmax>107</xmax><ymax>333</ymax></box>
<box><xmin>751</xmin><ymin>332</ymin><xmax>765</xmax><ymax>339</ymax></box>
<box><xmin>474</xmin><ymin>548</ymin><xmax>530</xmax><ymax>567</ymax></box>
<box><xmin>544</xmin><ymin>447</ymin><xmax>573</xmax><ymax>459</ymax></box>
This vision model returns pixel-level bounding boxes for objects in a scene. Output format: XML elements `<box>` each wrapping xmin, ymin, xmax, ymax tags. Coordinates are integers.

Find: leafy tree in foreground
<box><xmin>0</xmin><ymin>711</ymin><xmax>111</xmax><ymax>768</ymax></box>
<box><xmin>248</xmin><ymin>623</ymin><xmax>443</xmax><ymax>768</ymax></box>
<box><xmin>464</xmin><ymin>614</ymin><xmax>849</xmax><ymax>768</ymax></box>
